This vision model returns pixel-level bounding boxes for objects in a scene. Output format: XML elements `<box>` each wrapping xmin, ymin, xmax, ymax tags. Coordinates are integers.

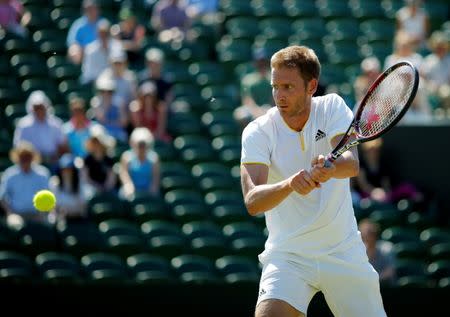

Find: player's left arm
<box><xmin>310</xmin><ymin>133</ymin><xmax>359</xmax><ymax>183</ymax></box>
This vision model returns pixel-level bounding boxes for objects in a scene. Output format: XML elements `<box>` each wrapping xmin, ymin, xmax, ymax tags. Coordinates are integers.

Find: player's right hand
<box><xmin>289</xmin><ymin>169</ymin><xmax>321</xmax><ymax>195</ymax></box>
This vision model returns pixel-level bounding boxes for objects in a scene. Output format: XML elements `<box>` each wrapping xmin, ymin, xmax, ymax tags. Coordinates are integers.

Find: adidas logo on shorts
<box><xmin>315</xmin><ymin>129</ymin><xmax>326</xmax><ymax>141</ymax></box>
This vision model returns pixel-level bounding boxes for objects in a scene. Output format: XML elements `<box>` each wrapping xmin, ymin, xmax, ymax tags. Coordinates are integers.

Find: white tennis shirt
<box><xmin>241</xmin><ymin>93</ymin><xmax>360</xmax><ymax>260</ymax></box>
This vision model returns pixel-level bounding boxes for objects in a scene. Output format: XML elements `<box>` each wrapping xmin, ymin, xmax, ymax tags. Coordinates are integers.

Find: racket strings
<box><xmin>358</xmin><ymin>66</ymin><xmax>415</xmax><ymax>137</ymax></box>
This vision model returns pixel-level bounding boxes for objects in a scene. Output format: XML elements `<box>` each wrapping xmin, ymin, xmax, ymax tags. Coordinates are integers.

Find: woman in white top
<box><xmin>396</xmin><ymin>0</ymin><xmax>430</xmax><ymax>49</ymax></box>
<box><xmin>240</xmin><ymin>45</ymin><xmax>387</xmax><ymax>317</ymax></box>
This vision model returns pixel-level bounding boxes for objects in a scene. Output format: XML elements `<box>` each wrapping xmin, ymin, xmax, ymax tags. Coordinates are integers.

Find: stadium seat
<box><xmin>87</xmin><ymin>192</ymin><xmax>130</xmax><ymax>223</ymax></box>
<box><xmin>98</xmin><ymin>219</ymin><xmax>147</xmax><ymax>258</ymax></box>
<box><xmin>369</xmin><ymin>209</ymin><xmax>404</xmax><ymax>231</ymax></box>
<box><xmin>215</xmin><ymin>255</ymin><xmax>260</xmax><ymax>284</ymax></box>
<box><xmin>291</xmin><ymin>17</ymin><xmax>327</xmax><ymax>41</ymax></box>
<box><xmin>80</xmin><ymin>252</ymin><xmax>129</xmax><ymax>283</ymax></box>
<box><xmin>222</xmin><ymin>221</ymin><xmax>265</xmax><ymax>241</ymax></box>
<box><xmin>406</xmin><ymin>211</ymin><xmax>433</xmax><ymax>231</ymax></box>
<box><xmin>359</xmin><ymin>19</ymin><xmax>396</xmax><ymax>43</ymax></box>
<box><xmin>190</xmin><ymin>236</ymin><xmax>230</xmax><ymax>260</ymax></box>
<box><xmin>259</xmin><ymin>18</ymin><xmax>292</xmax><ymax>40</ymax></box>
<box><xmin>56</xmin><ymin>220</ymin><xmax>107</xmax><ymax>257</ymax></box>
<box><xmin>126</xmin><ymin>253</ymin><xmax>174</xmax><ymax>284</ymax></box>
<box><xmin>173</xmin><ymin>135</ymin><xmax>216</xmax><ymax>165</ymax></box>
<box><xmin>212</xmin><ymin>203</ymin><xmax>250</xmax><ymax>225</ymax></box>
<box><xmin>427</xmin><ymin>260</ymin><xmax>450</xmax><ymax>281</ymax></box>
<box><xmin>7</xmin><ymin>216</ymin><xmax>58</xmax><ymax>256</ymax></box>
<box><xmin>392</xmin><ymin>241</ymin><xmax>427</xmax><ymax>260</ymax></box>
<box><xmin>167</xmin><ymin>113</ymin><xmax>203</xmax><ymax>137</ymax></box>
<box><xmin>381</xmin><ymin>226</ymin><xmax>420</xmax><ymax>244</ymax></box>
<box><xmin>191</xmin><ymin>162</ymin><xmax>236</xmax><ymax>192</ymax></box>
<box><xmin>220</xmin><ymin>0</ymin><xmax>253</xmax><ymax>18</ymax></box>
<box><xmin>129</xmin><ymin>194</ymin><xmax>168</xmax><ymax>224</ymax></box>
<box><xmin>420</xmin><ymin>228</ymin><xmax>450</xmax><ymax>247</ymax></box>
<box><xmin>316</xmin><ymin>0</ymin><xmax>351</xmax><ymax>20</ymax></box>
<box><xmin>350</xmin><ymin>1</ymin><xmax>386</xmax><ymax>21</ymax></box>
<box><xmin>325</xmin><ymin>19</ymin><xmax>361</xmax><ymax>41</ymax></box>
<box><xmin>204</xmin><ymin>189</ymin><xmax>245</xmax><ymax>210</ymax></box>
<box><xmin>225</xmin><ymin>16</ymin><xmax>260</xmax><ymax>40</ymax></box>
<box><xmin>231</xmin><ymin>236</ymin><xmax>265</xmax><ymax>258</ymax></box>
<box><xmin>0</xmin><ymin>217</ymin><xmax>19</xmax><ymax>250</ymax></box>
<box><xmin>394</xmin><ymin>259</ymin><xmax>426</xmax><ymax>279</ymax></box>
<box><xmin>154</xmin><ymin>140</ymin><xmax>177</xmax><ymax>162</ymax></box>
<box><xmin>251</xmin><ymin>0</ymin><xmax>286</xmax><ymax>17</ymax></box>
<box><xmin>35</xmin><ymin>252</ymin><xmax>81</xmax><ymax>282</ymax></box>
<box><xmin>429</xmin><ymin>243</ymin><xmax>450</xmax><ymax>261</ymax></box>
<box><xmin>171</xmin><ymin>203</ymin><xmax>209</xmax><ymax>224</ymax></box>
<box><xmin>396</xmin><ymin>275</ymin><xmax>433</xmax><ymax>288</ymax></box>
<box><xmin>0</xmin><ymin>250</ymin><xmax>34</xmax><ymax>281</ymax></box>
<box><xmin>170</xmin><ymin>254</ymin><xmax>219</xmax><ymax>284</ymax></box>
<box><xmin>283</xmin><ymin>0</ymin><xmax>317</xmax><ymax>18</ymax></box>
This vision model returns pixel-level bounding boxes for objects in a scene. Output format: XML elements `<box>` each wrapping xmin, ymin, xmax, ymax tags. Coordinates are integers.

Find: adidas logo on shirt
<box><xmin>315</xmin><ymin>129</ymin><xmax>326</xmax><ymax>141</ymax></box>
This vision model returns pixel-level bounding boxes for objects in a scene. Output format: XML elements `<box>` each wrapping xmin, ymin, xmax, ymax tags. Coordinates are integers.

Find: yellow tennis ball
<box><xmin>33</xmin><ymin>190</ymin><xmax>56</xmax><ymax>212</ymax></box>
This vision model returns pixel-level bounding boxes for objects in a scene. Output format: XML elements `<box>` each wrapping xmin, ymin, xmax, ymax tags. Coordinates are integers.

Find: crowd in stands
<box><xmin>0</xmin><ymin>0</ymin><xmax>448</xmax><ymax>287</ymax></box>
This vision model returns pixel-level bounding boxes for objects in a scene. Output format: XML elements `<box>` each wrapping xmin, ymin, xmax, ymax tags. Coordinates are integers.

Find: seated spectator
<box><xmin>421</xmin><ymin>31</ymin><xmax>450</xmax><ymax>112</ymax></box>
<box><xmin>354</xmin><ymin>57</ymin><xmax>382</xmax><ymax>106</ymax></box>
<box><xmin>359</xmin><ymin>218</ymin><xmax>396</xmax><ymax>285</ymax></box>
<box><xmin>91</xmin><ymin>74</ymin><xmax>128</xmax><ymax>142</ymax></box>
<box><xmin>233</xmin><ymin>48</ymin><xmax>273</xmax><ymax>129</ymax></box>
<box><xmin>353</xmin><ymin>139</ymin><xmax>423</xmax><ymax>204</ymax></box>
<box><xmin>395</xmin><ymin>0</ymin><xmax>429</xmax><ymax>50</ymax></box>
<box><xmin>119</xmin><ymin>127</ymin><xmax>160</xmax><ymax>200</ymax></box>
<box><xmin>111</xmin><ymin>7</ymin><xmax>146</xmax><ymax>66</ymax></box>
<box><xmin>138</xmin><ymin>47</ymin><xmax>173</xmax><ymax>106</ymax></box>
<box><xmin>0</xmin><ymin>0</ymin><xmax>26</xmax><ymax>37</ymax></box>
<box><xmin>151</xmin><ymin>0</ymin><xmax>190</xmax><ymax>34</ymax></box>
<box><xmin>0</xmin><ymin>141</ymin><xmax>50</xmax><ymax>223</ymax></box>
<box><xmin>80</xmin><ymin>18</ymin><xmax>124</xmax><ymax>85</ymax></box>
<box><xmin>80</xmin><ymin>125</ymin><xmax>117</xmax><ymax>200</ymax></box>
<box><xmin>14</xmin><ymin>91</ymin><xmax>67</xmax><ymax>171</ymax></box>
<box><xmin>385</xmin><ymin>31</ymin><xmax>432</xmax><ymax>123</ymax></box>
<box><xmin>129</xmin><ymin>81</ymin><xmax>171</xmax><ymax>142</ymax></box>
<box><xmin>49</xmin><ymin>153</ymin><xmax>87</xmax><ymax>222</ymax></box>
<box><xmin>63</xmin><ymin>97</ymin><xmax>97</xmax><ymax>159</ymax></box>
<box><xmin>67</xmin><ymin>0</ymin><xmax>102</xmax><ymax>65</ymax></box>
<box><xmin>99</xmin><ymin>49</ymin><xmax>137</xmax><ymax>113</ymax></box>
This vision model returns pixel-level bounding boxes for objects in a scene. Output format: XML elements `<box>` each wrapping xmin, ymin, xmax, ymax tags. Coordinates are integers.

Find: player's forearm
<box><xmin>245</xmin><ymin>179</ymin><xmax>293</xmax><ymax>216</ymax></box>
<box><xmin>332</xmin><ymin>151</ymin><xmax>359</xmax><ymax>179</ymax></box>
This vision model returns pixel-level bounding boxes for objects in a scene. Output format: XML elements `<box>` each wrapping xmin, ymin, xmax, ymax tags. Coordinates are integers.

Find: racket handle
<box><xmin>323</xmin><ymin>154</ymin><xmax>335</xmax><ymax>168</ymax></box>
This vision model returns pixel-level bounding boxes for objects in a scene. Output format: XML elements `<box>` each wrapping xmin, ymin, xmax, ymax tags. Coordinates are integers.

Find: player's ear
<box><xmin>307</xmin><ymin>78</ymin><xmax>318</xmax><ymax>95</ymax></box>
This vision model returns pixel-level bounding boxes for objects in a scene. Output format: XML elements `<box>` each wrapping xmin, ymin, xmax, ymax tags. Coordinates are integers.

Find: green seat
<box><xmin>56</xmin><ymin>220</ymin><xmax>106</xmax><ymax>257</ymax></box>
<box><xmin>212</xmin><ymin>203</ymin><xmax>250</xmax><ymax>225</ymax></box>
<box><xmin>251</xmin><ymin>0</ymin><xmax>286</xmax><ymax>18</ymax></box>
<box><xmin>283</xmin><ymin>0</ymin><xmax>317</xmax><ymax>18</ymax></box>
<box><xmin>130</xmin><ymin>194</ymin><xmax>168</xmax><ymax>224</ymax></box>
<box><xmin>438</xmin><ymin>277</ymin><xmax>450</xmax><ymax>288</ymax></box>
<box><xmin>164</xmin><ymin>189</ymin><xmax>205</xmax><ymax>209</ymax></box>
<box><xmin>420</xmin><ymin>228</ymin><xmax>450</xmax><ymax>247</ymax></box>
<box><xmin>392</xmin><ymin>241</ymin><xmax>427</xmax><ymax>260</ymax></box>
<box><xmin>126</xmin><ymin>253</ymin><xmax>173</xmax><ymax>283</ymax></box>
<box><xmin>222</xmin><ymin>221</ymin><xmax>265</xmax><ymax>241</ymax></box>
<box><xmin>170</xmin><ymin>254</ymin><xmax>217</xmax><ymax>284</ymax></box>
<box><xmin>0</xmin><ymin>251</ymin><xmax>33</xmax><ymax>281</ymax></box>
<box><xmin>80</xmin><ymin>252</ymin><xmax>128</xmax><ymax>283</ymax></box>
<box><xmin>350</xmin><ymin>1</ymin><xmax>386</xmax><ymax>20</ymax></box>
<box><xmin>369</xmin><ymin>209</ymin><xmax>404</xmax><ymax>231</ymax></box>
<box><xmin>53</xmin><ymin>0</ymin><xmax>80</xmax><ymax>8</ymax></box>
<box><xmin>0</xmin><ymin>218</ymin><xmax>19</xmax><ymax>250</ymax></box>
<box><xmin>176</xmin><ymin>40</ymin><xmax>210</xmax><ymax>63</ymax></box>
<box><xmin>427</xmin><ymin>260</ymin><xmax>450</xmax><ymax>281</ymax></box>
<box><xmin>32</xmin><ymin>29</ymin><xmax>66</xmax><ymax>46</ymax></box>
<box><xmin>173</xmin><ymin>135</ymin><xmax>216</xmax><ymax>165</ymax></box>
<box><xmin>163</xmin><ymin>61</ymin><xmax>193</xmax><ymax>84</ymax></box>
<box><xmin>204</xmin><ymin>189</ymin><xmax>245</xmax><ymax>210</ymax></box>
<box><xmin>231</xmin><ymin>236</ymin><xmax>265</xmax><ymax>258</ymax></box>
<box><xmin>317</xmin><ymin>1</ymin><xmax>351</xmax><ymax>20</ymax></box>
<box><xmin>291</xmin><ymin>17</ymin><xmax>327</xmax><ymax>41</ymax></box>
<box><xmin>182</xmin><ymin>221</ymin><xmax>224</xmax><ymax>240</ymax></box>
<box><xmin>154</xmin><ymin>140</ymin><xmax>177</xmax><ymax>161</ymax></box>
<box><xmin>87</xmin><ymin>192</ymin><xmax>130</xmax><ymax>223</ymax></box>
<box><xmin>360</xmin><ymin>19</ymin><xmax>396</xmax><ymax>43</ymax></box>
<box><xmin>220</xmin><ymin>0</ymin><xmax>253</xmax><ymax>18</ymax></box>
<box><xmin>17</xmin><ymin>64</ymin><xmax>48</xmax><ymax>80</ymax></box>
<box><xmin>381</xmin><ymin>226</ymin><xmax>420</xmax><ymax>244</ymax></box>
<box><xmin>172</xmin><ymin>83</ymin><xmax>202</xmax><ymax>99</ymax></box>
<box><xmin>216</xmin><ymin>36</ymin><xmax>253</xmax><ymax>65</ymax></box>
<box><xmin>190</xmin><ymin>236</ymin><xmax>229</xmax><ymax>260</ymax></box>
<box><xmin>148</xmin><ymin>235</ymin><xmax>186</xmax><ymax>259</ymax></box>
<box><xmin>7</xmin><ymin>217</ymin><xmax>58</xmax><ymax>256</ymax></box>
<box><xmin>259</xmin><ymin>18</ymin><xmax>292</xmax><ymax>40</ymax></box>
<box><xmin>191</xmin><ymin>162</ymin><xmax>236</xmax><ymax>192</ymax></box>
<box><xmin>211</xmin><ymin>135</ymin><xmax>242</xmax><ymax>167</ymax></box>
<box><xmin>50</xmin><ymin>64</ymin><xmax>81</xmax><ymax>82</ymax></box>
<box><xmin>4</xmin><ymin>39</ymin><xmax>35</xmax><ymax>55</ymax></box>
<box><xmin>325</xmin><ymin>19</ymin><xmax>361</xmax><ymax>41</ymax></box>
<box><xmin>189</xmin><ymin>61</ymin><xmax>228</xmax><ymax>86</ymax></box>
<box><xmin>161</xmin><ymin>174</ymin><xmax>196</xmax><ymax>194</ymax></box>
<box><xmin>0</xmin><ymin>89</ymin><xmax>25</xmax><ymax>105</ymax></box>
<box><xmin>430</xmin><ymin>243</ymin><xmax>450</xmax><ymax>261</ymax></box>
<box><xmin>167</xmin><ymin>112</ymin><xmax>203</xmax><ymax>137</ymax></box>
<box><xmin>215</xmin><ymin>255</ymin><xmax>259</xmax><ymax>282</ymax></box>
<box><xmin>359</xmin><ymin>41</ymin><xmax>393</xmax><ymax>62</ymax></box>
<box><xmin>160</xmin><ymin>161</ymin><xmax>192</xmax><ymax>178</ymax></box>
<box><xmin>35</xmin><ymin>252</ymin><xmax>81</xmax><ymax>282</ymax></box>
<box><xmin>201</xmin><ymin>85</ymin><xmax>240</xmax><ymax>104</ymax></box>
<box><xmin>396</xmin><ymin>275</ymin><xmax>432</xmax><ymax>288</ymax></box>
<box><xmin>406</xmin><ymin>212</ymin><xmax>433</xmax><ymax>232</ymax></box>
<box><xmin>141</xmin><ymin>220</ymin><xmax>183</xmax><ymax>240</ymax></box>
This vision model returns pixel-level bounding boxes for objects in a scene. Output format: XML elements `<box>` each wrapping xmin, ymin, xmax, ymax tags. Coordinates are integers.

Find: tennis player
<box><xmin>240</xmin><ymin>45</ymin><xmax>387</xmax><ymax>317</ymax></box>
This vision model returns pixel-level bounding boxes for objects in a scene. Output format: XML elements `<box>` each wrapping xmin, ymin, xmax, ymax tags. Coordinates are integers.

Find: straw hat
<box><xmin>9</xmin><ymin>141</ymin><xmax>41</xmax><ymax>164</ymax></box>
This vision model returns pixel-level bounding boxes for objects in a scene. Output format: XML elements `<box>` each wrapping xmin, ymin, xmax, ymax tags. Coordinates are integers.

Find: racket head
<box><xmin>354</xmin><ymin>61</ymin><xmax>419</xmax><ymax>141</ymax></box>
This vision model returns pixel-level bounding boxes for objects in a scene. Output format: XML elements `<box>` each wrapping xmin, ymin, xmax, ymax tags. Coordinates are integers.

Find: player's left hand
<box><xmin>310</xmin><ymin>155</ymin><xmax>336</xmax><ymax>183</ymax></box>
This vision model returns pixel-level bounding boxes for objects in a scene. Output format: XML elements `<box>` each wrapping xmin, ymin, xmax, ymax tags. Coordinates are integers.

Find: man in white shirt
<box><xmin>240</xmin><ymin>45</ymin><xmax>387</xmax><ymax>317</ymax></box>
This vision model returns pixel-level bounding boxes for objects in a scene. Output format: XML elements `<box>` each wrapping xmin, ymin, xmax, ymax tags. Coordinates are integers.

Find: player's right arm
<box><xmin>241</xmin><ymin>163</ymin><xmax>318</xmax><ymax>216</ymax></box>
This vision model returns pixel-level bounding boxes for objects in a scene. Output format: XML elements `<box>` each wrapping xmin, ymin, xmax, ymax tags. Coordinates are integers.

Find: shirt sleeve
<box><xmin>241</xmin><ymin>121</ymin><xmax>271</xmax><ymax>166</ymax></box>
<box><xmin>326</xmin><ymin>94</ymin><xmax>353</xmax><ymax>144</ymax></box>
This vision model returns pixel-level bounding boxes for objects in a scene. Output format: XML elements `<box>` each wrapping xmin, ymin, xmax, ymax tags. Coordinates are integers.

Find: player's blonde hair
<box><xmin>270</xmin><ymin>45</ymin><xmax>321</xmax><ymax>84</ymax></box>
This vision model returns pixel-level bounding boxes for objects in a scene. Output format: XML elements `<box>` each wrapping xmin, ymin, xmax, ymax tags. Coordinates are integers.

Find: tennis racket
<box><xmin>324</xmin><ymin>61</ymin><xmax>419</xmax><ymax>167</ymax></box>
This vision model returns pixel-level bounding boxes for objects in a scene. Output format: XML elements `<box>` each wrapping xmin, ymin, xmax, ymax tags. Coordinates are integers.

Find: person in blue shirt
<box><xmin>0</xmin><ymin>141</ymin><xmax>50</xmax><ymax>223</ymax></box>
<box><xmin>67</xmin><ymin>0</ymin><xmax>102</xmax><ymax>65</ymax></box>
<box><xmin>119</xmin><ymin>127</ymin><xmax>160</xmax><ymax>200</ymax></box>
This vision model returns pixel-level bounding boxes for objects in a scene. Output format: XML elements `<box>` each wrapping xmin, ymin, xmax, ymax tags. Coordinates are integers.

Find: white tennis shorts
<box><xmin>256</xmin><ymin>240</ymin><xmax>387</xmax><ymax>317</ymax></box>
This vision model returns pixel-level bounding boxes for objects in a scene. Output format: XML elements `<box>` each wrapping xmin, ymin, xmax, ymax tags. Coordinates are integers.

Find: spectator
<box><xmin>119</xmin><ymin>127</ymin><xmax>160</xmax><ymax>200</ymax></box>
<box><xmin>129</xmin><ymin>81</ymin><xmax>171</xmax><ymax>142</ymax></box>
<box><xmin>353</xmin><ymin>139</ymin><xmax>423</xmax><ymax>204</ymax></box>
<box><xmin>49</xmin><ymin>153</ymin><xmax>87</xmax><ymax>222</ymax></box>
<box><xmin>80</xmin><ymin>18</ymin><xmax>124</xmax><ymax>85</ymax></box>
<box><xmin>99</xmin><ymin>49</ymin><xmax>137</xmax><ymax>113</ymax></box>
<box><xmin>359</xmin><ymin>218</ymin><xmax>396</xmax><ymax>285</ymax></box>
<box><xmin>14</xmin><ymin>91</ymin><xmax>67</xmax><ymax>171</ymax></box>
<box><xmin>91</xmin><ymin>74</ymin><xmax>128</xmax><ymax>142</ymax></box>
<box><xmin>233</xmin><ymin>48</ymin><xmax>273</xmax><ymax>129</ymax></box>
<box><xmin>80</xmin><ymin>125</ymin><xmax>117</xmax><ymax>200</ymax></box>
<box><xmin>67</xmin><ymin>0</ymin><xmax>102</xmax><ymax>65</ymax></box>
<box><xmin>395</xmin><ymin>0</ymin><xmax>429</xmax><ymax>50</ymax></box>
<box><xmin>354</xmin><ymin>57</ymin><xmax>382</xmax><ymax>106</ymax></box>
<box><xmin>384</xmin><ymin>31</ymin><xmax>432</xmax><ymax>122</ymax></box>
<box><xmin>63</xmin><ymin>97</ymin><xmax>97</xmax><ymax>159</ymax></box>
<box><xmin>421</xmin><ymin>31</ymin><xmax>450</xmax><ymax>112</ymax></box>
<box><xmin>111</xmin><ymin>7</ymin><xmax>146</xmax><ymax>66</ymax></box>
<box><xmin>138</xmin><ymin>47</ymin><xmax>173</xmax><ymax>105</ymax></box>
<box><xmin>0</xmin><ymin>141</ymin><xmax>50</xmax><ymax>223</ymax></box>
<box><xmin>0</xmin><ymin>0</ymin><xmax>26</xmax><ymax>37</ymax></box>
<box><xmin>151</xmin><ymin>0</ymin><xmax>190</xmax><ymax>34</ymax></box>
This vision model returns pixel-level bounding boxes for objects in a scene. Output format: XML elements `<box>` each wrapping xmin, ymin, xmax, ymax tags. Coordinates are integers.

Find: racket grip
<box><xmin>323</xmin><ymin>154</ymin><xmax>334</xmax><ymax>168</ymax></box>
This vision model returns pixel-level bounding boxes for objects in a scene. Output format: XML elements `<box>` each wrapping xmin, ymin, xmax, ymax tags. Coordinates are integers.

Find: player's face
<box><xmin>271</xmin><ymin>66</ymin><xmax>315</xmax><ymax>118</ymax></box>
